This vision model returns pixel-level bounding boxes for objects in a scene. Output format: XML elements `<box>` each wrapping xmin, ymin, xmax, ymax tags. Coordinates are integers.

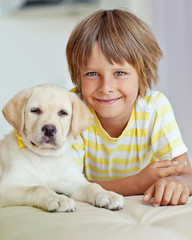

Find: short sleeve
<box><xmin>150</xmin><ymin>93</ymin><xmax>188</xmax><ymax>160</ymax></box>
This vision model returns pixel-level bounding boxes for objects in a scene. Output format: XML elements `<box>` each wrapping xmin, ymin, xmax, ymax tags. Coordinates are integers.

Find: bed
<box><xmin>1</xmin><ymin>195</ymin><xmax>192</xmax><ymax>240</ymax></box>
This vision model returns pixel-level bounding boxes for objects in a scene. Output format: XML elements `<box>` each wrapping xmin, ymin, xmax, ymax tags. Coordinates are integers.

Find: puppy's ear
<box><xmin>70</xmin><ymin>93</ymin><xmax>94</xmax><ymax>138</ymax></box>
<box><xmin>2</xmin><ymin>88</ymin><xmax>31</xmax><ymax>136</ymax></box>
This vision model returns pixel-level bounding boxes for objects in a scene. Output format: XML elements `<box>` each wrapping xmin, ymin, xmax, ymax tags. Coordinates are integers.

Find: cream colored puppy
<box><xmin>0</xmin><ymin>84</ymin><xmax>124</xmax><ymax>212</ymax></box>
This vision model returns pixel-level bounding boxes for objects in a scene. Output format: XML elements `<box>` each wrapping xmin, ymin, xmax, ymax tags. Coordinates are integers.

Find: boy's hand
<box><xmin>136</xmin><ymin>160</ymin><xmax>186</xmax><ymax>193</ymax></box>
<box><xmin>143</xmin><ymin>176</ymin><xmax>190</xmax><ymax>206</ymax></box>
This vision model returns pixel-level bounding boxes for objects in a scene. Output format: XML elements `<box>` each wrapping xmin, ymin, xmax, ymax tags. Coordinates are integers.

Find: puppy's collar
<box><xmin>14</xmin><ymin>129</ymin><xmax>26</xmax><ymax>150</ymax></box>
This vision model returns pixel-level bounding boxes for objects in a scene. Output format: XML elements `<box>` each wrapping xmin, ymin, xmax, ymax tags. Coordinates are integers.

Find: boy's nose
<box><xmin>98</xmin><ymin>77</ymin><xmax>114</xmax><ymax>94</ymax></box>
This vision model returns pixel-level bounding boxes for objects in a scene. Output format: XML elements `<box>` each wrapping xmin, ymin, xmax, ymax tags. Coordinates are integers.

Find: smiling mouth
<box><xmin>95</xmin><ymin>97</ymin><xmax>121</xmax><ymax>104</ymax></box>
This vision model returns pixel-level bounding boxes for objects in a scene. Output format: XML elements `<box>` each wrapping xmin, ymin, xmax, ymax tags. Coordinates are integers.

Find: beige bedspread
<box><xmin>0</xmin><ymin>195</ymin><xmax>192</xmax><ymax>240</ymax></box>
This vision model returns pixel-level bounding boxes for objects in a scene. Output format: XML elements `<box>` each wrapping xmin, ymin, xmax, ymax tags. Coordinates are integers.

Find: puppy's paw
<box><xmin>94</xmin><ymin>191</ymin><xmax>124</xmax><ymax>211</ymax></box>
<box><xmin>47</xmin><ymin>195</ymin><xmax>76</xmax><ymax>212</ymax></box>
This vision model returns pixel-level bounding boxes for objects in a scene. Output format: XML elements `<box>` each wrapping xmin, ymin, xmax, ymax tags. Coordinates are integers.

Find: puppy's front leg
<box><xmin>55</xmin><ymin>181</ymin><xmax>124</xmax><ymax>210</ymax></box>
<box><xmin>0</xmin><ymin>185</ymin><xmax>76</xmax><ymax>212</ymax></box>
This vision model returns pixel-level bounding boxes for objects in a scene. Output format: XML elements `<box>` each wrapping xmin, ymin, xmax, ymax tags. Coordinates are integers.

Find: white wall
<box><xmin>0</xmin><ymin>5</ymin><xmax>98</xmax><ymax>136</ymax></box>
<box><xmin>151</xmin><ymin>0</ymin><xmax>192</xmax><ymax>159</ymax></box>
<box><xmin>0</xmin><ymin>0</ymin><xmax>191</xmax><ymax>157</ymax></box>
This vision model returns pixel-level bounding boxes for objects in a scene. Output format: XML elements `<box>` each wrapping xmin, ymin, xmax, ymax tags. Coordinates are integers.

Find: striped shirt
<box><xmin>72</xmin><ymin>89</ymin><xmax>187</xmax><ymax>180</ymax></box>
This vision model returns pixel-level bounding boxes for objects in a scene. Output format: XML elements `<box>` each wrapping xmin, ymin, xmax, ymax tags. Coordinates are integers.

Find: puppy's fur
<box><xmin>0</xmin><ymin>84</ymin><xmax>124</xmax><ymax>212</ymax></box>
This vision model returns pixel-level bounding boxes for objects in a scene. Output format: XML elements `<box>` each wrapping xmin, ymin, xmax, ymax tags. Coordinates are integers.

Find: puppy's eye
<box><xmin>58</xmin><ymin>109</ymin><xmax>68</xmax><ymax>117</ymax></box>
<box><xmin>31</xmin><ymin>108</ymin><xmax>42</xmax><ymax>114</ymax></box>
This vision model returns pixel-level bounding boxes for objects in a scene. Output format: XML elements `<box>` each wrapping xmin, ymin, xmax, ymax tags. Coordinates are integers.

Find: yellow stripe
<box><xmin>135</xmin><ymin>112</ymin><xmax>150</xmax><ymax>121</ymax></box>
<box><xmin>133</xmin><ymin>128</ymin><xmax>148</xmax><ymax>137</ymax></box>
<box><xmin>72</xmin><ymin>143</ymin><xmax>84</xmax><ymax>151</ymax></box>
<box><xmin>142</xmin><ymin>151</ymin><xmax>153</xmax><ymax>164</ymax></box>
<box><xmin>155</xmin><ymin>138</ymin><xmax>183</xmax><ymax>159</ymax></box>
<box><xmin>152</xmin><ymin>121</ymin><xmax>178</xmax><ymax>145</ymax></box>
<box><xmin>156</xmin><ymin>104</ymin><xmax>172</xmax><ymax>122</ymax></box>
<box><xmin>143</xmin><ymin>94</ymin><xmax>154</xmax><ymax>104</ymax></box>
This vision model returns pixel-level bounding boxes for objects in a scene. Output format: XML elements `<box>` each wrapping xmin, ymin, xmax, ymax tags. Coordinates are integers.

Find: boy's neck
<box><xmin>97</xmin><ymin>115</ymin><xmax>130</xmax><ymax>138</ymax></box>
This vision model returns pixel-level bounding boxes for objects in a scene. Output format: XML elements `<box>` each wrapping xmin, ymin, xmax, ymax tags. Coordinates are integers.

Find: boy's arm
<box><xmin>143</xmin><ymin>153</ymin><xmax>192</xmax><ymax>206</ymax></box>
<box><xmin>89</xmin><ymin>158</ymin><xmax>187</xmax><ymax>196</ymax></box>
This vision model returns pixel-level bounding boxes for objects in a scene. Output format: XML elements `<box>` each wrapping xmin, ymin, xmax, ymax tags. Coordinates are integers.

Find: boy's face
<box><xmin>80</xmin><ymin>43</ymin><xmax>139</xmax><ymax>125</ymax></box>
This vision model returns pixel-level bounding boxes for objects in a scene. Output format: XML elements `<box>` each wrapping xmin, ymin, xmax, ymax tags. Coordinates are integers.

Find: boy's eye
<box><xmin>114</xmin><ymin>71</ymin><xmax>125</xmax><ymax>76</ymax></box>
<box><xmin>87</xmin><ymin>72</ymin><xmax>98</xmax><ymax>76</ymax></box>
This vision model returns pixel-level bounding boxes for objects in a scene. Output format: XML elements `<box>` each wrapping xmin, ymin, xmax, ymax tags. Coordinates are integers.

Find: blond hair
<box><xmin>66</xmin><ymin>9</ymin><xmax>163</xmax><ymax>97</ymax></box>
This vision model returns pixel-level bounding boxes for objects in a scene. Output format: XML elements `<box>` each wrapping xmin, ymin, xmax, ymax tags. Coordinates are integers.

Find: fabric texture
<box><xmin>72</xmin><ymin>89</ymin><xmax>187</xmax><ymax>180</ymax></box>
<box><xmin>1</xmin><ymin>195</ymin><xmax>192</xmax><ymax>240</ymax></box>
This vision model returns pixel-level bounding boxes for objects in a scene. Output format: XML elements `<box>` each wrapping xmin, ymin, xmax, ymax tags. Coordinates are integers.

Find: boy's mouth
<box><xmin>94</xmin><ymin>97</ymin><xmax>121</xmax><ymax>105</ymax></box>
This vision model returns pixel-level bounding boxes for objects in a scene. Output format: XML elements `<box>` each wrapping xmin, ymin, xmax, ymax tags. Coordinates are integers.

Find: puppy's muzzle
<box><xmin>41</xmin><ymin>125</ymin><xmax>57</xmax><ymax>144</ymax></box>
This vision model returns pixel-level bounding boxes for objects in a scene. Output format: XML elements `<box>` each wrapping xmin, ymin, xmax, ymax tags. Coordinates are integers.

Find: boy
<box><xmin>66</xmin><ymin>9</ymin><xmax>192</xmax><ymax>206</ymax></box>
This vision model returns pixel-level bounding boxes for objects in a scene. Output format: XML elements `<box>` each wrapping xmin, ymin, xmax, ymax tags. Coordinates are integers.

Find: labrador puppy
<box><xmin>0</xmin><ymin>84</ymin><xmax>124</xmax><ymax>212</ymax></box>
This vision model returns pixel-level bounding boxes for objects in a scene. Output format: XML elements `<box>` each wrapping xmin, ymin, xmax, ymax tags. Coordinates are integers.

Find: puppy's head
<box><xmin>3</xmin><ymin>84</ymin><xmax>93</xmax><ymax>155</ymax></box>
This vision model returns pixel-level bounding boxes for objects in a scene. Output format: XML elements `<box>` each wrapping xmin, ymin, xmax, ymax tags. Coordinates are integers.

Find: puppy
<box><xmin>0</xmin><ymin>84</ymin><xmax>124</xmax><ymax>212</ymax></box>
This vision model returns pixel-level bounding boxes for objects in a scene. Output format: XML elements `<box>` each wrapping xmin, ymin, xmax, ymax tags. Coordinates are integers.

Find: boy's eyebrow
<box><xmin>81</xmin><ymin>66</ymin><xmax>97</xmax><ymax>71</ymax></box>
<box><xmin>82</xmin><ymin>65</ymin><xmax>133</xmax><ymax>72</ymax></box>
<box><xmin>112</xmin><ymin>66</ymin><xmax>133</xmax><ymax>71</ymax></box>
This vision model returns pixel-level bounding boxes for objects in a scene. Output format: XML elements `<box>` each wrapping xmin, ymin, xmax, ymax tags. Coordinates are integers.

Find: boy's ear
<box><xmin>70</xmin><ymin>93</ymin><xmax>94</xmax><ymax>138</ymax></box>
<box><xmin>2</xmin><ymin>88</ymin><xmax>32</xmax><ymax>136</ymax></box>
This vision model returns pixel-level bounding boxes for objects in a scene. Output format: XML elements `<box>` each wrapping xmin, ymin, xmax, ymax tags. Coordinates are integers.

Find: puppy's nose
<box><xmin>42</xmin><ymin>125</ymin><xmax>57</xmax><ymax>137</ymax></box>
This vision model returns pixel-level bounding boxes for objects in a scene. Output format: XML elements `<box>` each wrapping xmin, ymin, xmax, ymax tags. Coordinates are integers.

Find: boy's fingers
<box><xmin>179</xmin><ymin>188</ymin><xmax>190</xmax><ymax>205</ymax></box>
<box><xmin>152</xmin><ymin>183</ymin><xmax>165</xmax><ymax>207</ymax></box>
<box><xmin>143</xmin><ymin>178</ymin><xmax>190</xmax><ymax>206</ymax></box>
<box><xmin>158</xmin><ymin>162</ymin><xmax>185</xmax><ymax>178</ymax></box>
<box><xmin>169</xmin><ymin>188</ymin><xmax>182</xmax><ymax>206</ymax></box>
<box><xmin>156</xmin><ymin>185</ymin><xmax>173</xmax><ymax>206</ymax></box>
<box><xmin>152</xmin><ymin>159</ymin><xmax>184</xmax><ymax>168</ymax></box>
<box><xmin>143</xmin><ymin>185</ymin><xmax>154</xmax><ymax>202</ymax></box>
